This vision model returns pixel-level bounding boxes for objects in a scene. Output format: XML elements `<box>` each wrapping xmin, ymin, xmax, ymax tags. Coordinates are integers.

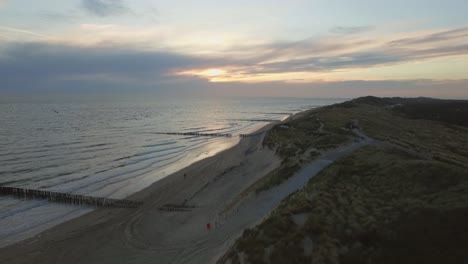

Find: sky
<box><xmin>0</xmin><ymin>0</ymin><xmax>467</xmax><ymax>99</ymax></box>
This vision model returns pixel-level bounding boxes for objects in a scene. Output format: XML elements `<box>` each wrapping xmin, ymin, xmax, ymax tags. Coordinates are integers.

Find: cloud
<box><xmin>0</xmin><ymin>26</ymin><xmax>51</xmax><ymax>39</ymax></box>
<box><xmin>388</xmin><ymin>27</ymin><xmax>468</xmax><ymax>46</ymax></box>
<box><xmin>330</xmin><ymin>26</ymin><xmax>375</xmax><ymax>35</ymax></box>
<box><xmin>0</xmin><ymin>42</ymin><xmax>215</xmax><ymax>92</ymax></box>
<box><xmin>40</xmin><ymin>11</ymin><xmax>79</xmax><ymax>24</ymax></box>
<box><xmin>244</xmin><ymin>44</ymin><xmax>468</xmax><ymax>75</ymax></box>
<box><xmin>1</xmin><ymin>28</ymin><xmax>467</xmax><ymax>96</ymax></box>
<box><xmin>80</xmin><ymin>0</ymin><xmax>130</xmax><ymax>17</ymax></box>
<box><xmin>205</xmin><ymin>27</ymin><xmax>468</xmax><ymax>78</ymax></box>
<box><xmin>1</xmin><ymin>40</ymin><xmax>467</xmax><ymax>99</ymax></box>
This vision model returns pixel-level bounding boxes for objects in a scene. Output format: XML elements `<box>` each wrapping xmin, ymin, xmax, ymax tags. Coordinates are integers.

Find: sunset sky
<box><xmin>1</xmin><ymin>0</ymin><xmax>467</xmax><ymax>98</ymax></box>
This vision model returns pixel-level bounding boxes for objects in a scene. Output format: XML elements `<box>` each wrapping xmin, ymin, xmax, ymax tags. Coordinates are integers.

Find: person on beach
<box><xmin>206</xmin><ymin>223</ymin><xmax>211</xmax><ymax>230</ymax></box>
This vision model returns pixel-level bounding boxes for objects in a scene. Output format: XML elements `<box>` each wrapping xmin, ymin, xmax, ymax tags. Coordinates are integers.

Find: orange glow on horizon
<box><xmin>177</xmin><ymin>68</ymin><xmax>228</xmax><ymax>79</ymax></box>
<box><xmin>200</xmin><ymin>68</ymin><xmax>226</xmax><ymax>77</ymax></box>
<box><xmin>175</xmin><ymin>54</ymin><xmax>468</xmax><ymax>83</ymax></box>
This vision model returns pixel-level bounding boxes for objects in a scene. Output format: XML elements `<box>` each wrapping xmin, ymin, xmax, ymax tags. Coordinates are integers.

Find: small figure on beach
<box><xmin>206</xmin><ymin>223</ymin><xmax>211</xmax><ymax>230</ymax></box>
<box><xmin>184</xmin><ymin>173</ymin><xmax>186</xmax><ymax>179</ymax></box>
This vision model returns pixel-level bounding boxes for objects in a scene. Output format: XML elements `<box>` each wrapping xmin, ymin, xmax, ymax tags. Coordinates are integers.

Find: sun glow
<box><xmin>176</xmin><ymin>68</ymin><xmax>228</xmax><ymax>81</ymax></box>
<box><xmin>199</xmin><ymin>68</ymin><xmax>226</xmax><ymax>77</ymax></box>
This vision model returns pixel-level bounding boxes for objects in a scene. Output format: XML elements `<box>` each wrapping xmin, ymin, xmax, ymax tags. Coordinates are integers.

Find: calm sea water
<box><xmin>0</xmin><ymin>96</ymin><xmax>344</xmax><ymax>246</ymax></box>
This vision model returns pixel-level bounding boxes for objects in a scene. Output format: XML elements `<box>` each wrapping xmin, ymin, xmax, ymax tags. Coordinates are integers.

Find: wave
<box><xmin>0</xmin><ymin>97</ymin><xmax>328</xmax><ymax>247</ymax></box>
<box><xmin>142</xmin><ymin>140</ymin><xmax>177</xmax><ymax>148</ymax></box>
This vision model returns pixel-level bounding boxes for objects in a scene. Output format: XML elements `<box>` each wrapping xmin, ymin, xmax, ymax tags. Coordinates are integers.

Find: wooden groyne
<box><xmin>264</xmin><ymin>112</ymin><xmax>292</xmax><ymax>115</ymax></box>
<box><xmin>239</xmin><ymin>131</ymin><xmax>265</xmax><ymax>138</ymax></box>
<box><xmin>0</xmin><ymin>186</ymin><xmax>142</xmax><ymax>208</ymax></box>
<box><xmin>154</xmin><ymin>132</ymin><xmax>232</xmax><ymax>138</ymax></box>
<box><xmin>229</xmin><ymin>119</ymin><xmax>280</xmax><ymax>122</ymax></box>
<box><xmin>159</xmin><ymin>203</ymin><xmax>197</xmax><ymax>212</ymax></box>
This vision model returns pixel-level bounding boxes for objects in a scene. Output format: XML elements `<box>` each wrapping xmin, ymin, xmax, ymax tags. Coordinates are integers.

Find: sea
<box><xmin>0</xmin><ymin>96</ymin><xmax>344</xmax><ymax>247</ymax></box>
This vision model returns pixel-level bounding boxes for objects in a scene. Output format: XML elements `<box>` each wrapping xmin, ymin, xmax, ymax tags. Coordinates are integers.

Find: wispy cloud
<box><xmin>80</xmin><ymin>0</ymin><xmax>131</xmax><ymax>17</ymax></box>
<box><xmin>185</xmin><ymin>27</ymin><xmax>468</xmax><ymax>81</ymax></box>
<box><xmin>330</xmin><ymin>25</ymin><xmax>375</xmax><ymax>35</ymax></box>
<box><xmin>0</xmin><ymin>26</ymin><xmax>51</xmax><ymax>38</ymax></box>
<box><xmin>388</xmin><ymin>27</ymin><xmax>468</xmax><ymax>46</ymax></box>
<box><xmin>40</xmin><ymin>11</ymin><xmax>79</xmax><ymax>24</ymax></box>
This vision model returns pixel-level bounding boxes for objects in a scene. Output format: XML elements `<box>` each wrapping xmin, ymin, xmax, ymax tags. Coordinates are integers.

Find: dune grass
<box><xmin>255</xmin><ymin>110</ymin><xmax>356</xmax><ymax>193</ymax></box>
<box><xmin>220</xmin><ymin>145</ymin><xmax>468</xmax><ymax>264</ymax></box>
<box><xmin>219</xmin><ymin>97</ymin><xmax>468</xmax><ymax>264</ymax></box>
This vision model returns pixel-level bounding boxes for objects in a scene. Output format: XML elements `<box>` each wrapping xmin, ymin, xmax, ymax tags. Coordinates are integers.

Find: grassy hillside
<box><xmin>252</xmin><ymin>103</ymin><xmax>357</xmax><ymax>194</ymax></box>
<box><xmin>337</xmin><ymin>96</ymin><xmax>468</xmax><ymax>127</ymax></box>
<box><xmin>219</xmin><ymin>97</ymin><xmax>468</xmax><ymax>264</ymax></box>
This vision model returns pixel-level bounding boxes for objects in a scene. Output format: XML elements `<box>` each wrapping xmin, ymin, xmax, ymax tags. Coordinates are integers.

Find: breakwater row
<box><xmin>155</xmin><ymin>131</ymin><xmax>265</xmax><ymax>138</ymax></box>
<box><xmin>0</xmin><ymin>186</ymin><xmax>142</xmax><ymax>208</ymax></box>
<box><xmin>228</xmin><ymin>119</ymin><xmax>281</xmax><ymax>122</ymax></box>
<box><xmin>239</xmin><ymin>131</ymin><xmax>264</xmax><ymax>138</ymax></box>
<box><xmin>153</xmin><ymin>132</ymin><xmax>232</xmax><ymax>137</ymax></box>
<box><xmin>159</xmin><ymin>203</ymin><xmax>197</xmax><ymax>212</ymax></box>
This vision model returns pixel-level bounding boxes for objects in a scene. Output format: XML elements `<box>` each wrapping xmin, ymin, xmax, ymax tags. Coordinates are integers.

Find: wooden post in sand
<box><xmin>0</xmin><ymin>186</ymin><xmax>142</xmax><ymax>208</ymax></box>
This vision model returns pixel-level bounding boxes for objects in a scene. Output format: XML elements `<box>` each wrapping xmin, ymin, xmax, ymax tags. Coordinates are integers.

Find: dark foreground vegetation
<box><xmin>219</xmin><ymin>96</ymin><xmax>468</xmax><ymax>264</ymax></box>
<box><xmin>346</xmin><ymin>96</ymin><xmax>468</xmax><ymax>127</ymax></box>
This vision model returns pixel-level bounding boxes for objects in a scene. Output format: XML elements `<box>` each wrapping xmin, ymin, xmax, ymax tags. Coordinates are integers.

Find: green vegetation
<box><xmin>255</xmin><ymin>108</ymin><xmax>356</xmax><ymax>193</ymax></box>
<box><xmin>346</xmin><ymin>96</ymin><xmax>468</xmax><ymax>127</ymax></box>
<box><xmin>264</xmin><ymin>112</ymin><xmax>354</xmax><ymax>157</ymax></box>
<box><xmin>221</xmin><ymin>145</ymin><xmax>468</xmax><ymax>264</ymax></box>
<box><xmin>322</xmin><ymin>99</ymin><xmax>468</xmax><ymax>168</ymax></box>
<box><xmin>219</xmin><ymin>97</ymin><xmax>468</xmax><ymax>264</ymax></box>
<box><xmin>254</xmin><ymin>163</ymin><xmax>301</xmax><ymax>194</ymax></box>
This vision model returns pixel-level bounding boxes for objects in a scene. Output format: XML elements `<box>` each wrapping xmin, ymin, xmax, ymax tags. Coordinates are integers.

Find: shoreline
<box><xmin>126</xmin><ymin>120</ymin><xmax>279</xmax><ymax>203</ymax></box>
<box><xmin>0</xmin><ymin>117</ymin><xmax>277</xmax><ymax>248</ymax></box>
<box><xmin>0</xmin><ymin>113</ymin><xmax>284</xmax><ymax>257</ymax></box>
<box><xmin>0</xmin><ymin>107</ymin><xmax>330</xmax><ymax>263</ymax></box>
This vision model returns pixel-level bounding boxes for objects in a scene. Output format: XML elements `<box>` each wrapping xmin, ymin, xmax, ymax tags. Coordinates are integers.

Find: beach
<box><xmin>0</xmin><ymin>103</ymin><xmax>376</xmax><ymax>264</ymax></box>
<box><xmin>0</xmin><ymin>122</ymin><xmax>282</xmax><ymax>263</ymax></box>
<box><xmin>0</xmin><ymin>98</ymin><xmax>335</xmax><ymax>247</ymax></box>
